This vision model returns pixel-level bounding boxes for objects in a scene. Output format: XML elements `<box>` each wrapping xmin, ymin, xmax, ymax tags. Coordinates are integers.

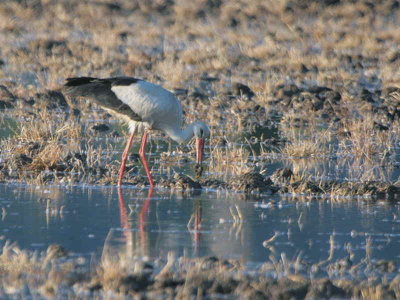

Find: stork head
<box><xmin>193</xmin><ymin>121</ymin><xmax>210</xmax><ymax>166</ymax></box>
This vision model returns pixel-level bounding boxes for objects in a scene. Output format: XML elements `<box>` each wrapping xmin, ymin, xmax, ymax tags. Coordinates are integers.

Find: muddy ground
<box><xmin>0</xmin><ymin>0</ymin><xmax>399</xmax><ymax>198</ymax></box>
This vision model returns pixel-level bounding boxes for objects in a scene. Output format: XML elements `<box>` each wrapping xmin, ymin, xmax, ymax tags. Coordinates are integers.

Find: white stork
<box><xmin>63</xmin><ymin>77</ymin><xmax>210</xmax><ymax>187</ymax></box>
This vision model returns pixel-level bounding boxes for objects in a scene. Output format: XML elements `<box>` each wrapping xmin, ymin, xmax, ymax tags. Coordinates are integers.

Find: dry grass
<box><xmin>0</xmin><ymin>0</ymin><xmax>399</xmax><ymax>192</ymax></box>
<box><xmin>0</xmin><ymin>108</ymin><xmax>121</xmax><ymax>184</ymax></box>
<box><xmin>1</xmin><ymin>110</ymin><xmax>79</xmax><ymax>161</ymax></box>
<box><xmin>0</xmin><ymin>241</ymin><xmax>75</xmax><ymax>297</ymax></box>
<box><xmin>1</xmin><ymin>0</ymin><xmax>400</xmax><ymax>295</ymax></box>
<box><xmin>282</xmin><ymin>138</ymin><xmax>325</xmax><ymax>158</ymax></box>
<box><xmin>338</xmin><ymin>115</ymin><xmax>397</xmax><ymax>161</ymax></box>
<box><xmin>209</xmin><ymin>145</ymin><xmax>252</xmax><ymax>178</ymax></box>
<box><xmin>0</xmin><ymin>230</ymin><xmax>399</xmax><ymax>298</ymax></box>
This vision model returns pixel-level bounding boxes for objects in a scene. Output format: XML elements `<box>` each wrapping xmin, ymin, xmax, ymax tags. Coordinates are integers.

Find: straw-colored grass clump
<box><xmin>0</xmin><ymin>0</ymin><xmax>399</xmax><ymax>194</ymax></box>
<box><xmin>1</xmin><ymin>238</ymin><xmax>400</xmax><ymax>298</ymax></box>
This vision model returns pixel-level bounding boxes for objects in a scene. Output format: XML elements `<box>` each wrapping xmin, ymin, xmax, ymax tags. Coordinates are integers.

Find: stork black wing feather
<box><xmin>63</xmin><ymin>77</ymin><xmax>142</xmax><ymax>122</ymax></box>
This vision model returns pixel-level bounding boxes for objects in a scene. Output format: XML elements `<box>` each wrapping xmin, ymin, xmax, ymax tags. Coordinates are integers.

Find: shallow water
<box><xmin>1</xmin><ymin>184</ymin><xmax>399</xmax><ymax>266</ymax></box>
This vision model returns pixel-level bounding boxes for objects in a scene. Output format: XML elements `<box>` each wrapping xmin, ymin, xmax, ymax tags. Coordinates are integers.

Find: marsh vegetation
<box><xmin>0</xmin><ymin>0</ymin><xmax>400</xmax><ymax>298</ymax></box>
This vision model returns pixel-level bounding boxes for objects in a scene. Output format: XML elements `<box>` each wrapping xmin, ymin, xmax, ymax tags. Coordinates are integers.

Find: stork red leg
<box><xmin>118</xmin><ymin>132</ymin><xmax>135</xmax><ymax>187</ymax></box>
<box><xmin>139</xmin><ymin>131</ymin><xmax>155</xmax><ymax>187</ymax></box>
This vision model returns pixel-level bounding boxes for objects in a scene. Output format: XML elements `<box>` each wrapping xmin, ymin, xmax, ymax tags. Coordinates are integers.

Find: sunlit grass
<box><xmin>0</xmin><ymin>0</ymin><xmax>399</xmax><ymax>196</ymax></box>
<box><xmin>209</xmin><ymin>145</ymin><xmax>252</xmax><ymax>178</ymax></box>
<box><xmin>1</xmin><ymin>232</ymin><xmax>397</xmax><ymax>298</ymax></box>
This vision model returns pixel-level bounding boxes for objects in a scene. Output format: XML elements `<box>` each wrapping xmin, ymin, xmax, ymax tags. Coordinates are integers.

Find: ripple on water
<box><xmin>0</xmin><ymin>183</ymin><xmax>399</xmax><ymax>269</ymax></box>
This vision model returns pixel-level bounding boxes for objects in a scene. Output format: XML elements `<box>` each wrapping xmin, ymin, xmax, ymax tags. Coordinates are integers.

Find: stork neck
<box><xmin>165</xmin><ymin>123</ymin><xmax>196</xmax><ymax>144</ymax></box>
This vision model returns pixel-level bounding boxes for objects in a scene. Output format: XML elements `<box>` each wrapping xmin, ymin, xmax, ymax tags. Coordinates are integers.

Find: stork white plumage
<box><xmin>63</xmin><ymin>77</ymin><xmax>210</xmax><ymax>187</ymax></box>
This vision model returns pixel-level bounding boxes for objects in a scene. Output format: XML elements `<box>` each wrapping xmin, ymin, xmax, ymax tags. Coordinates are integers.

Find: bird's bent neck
<box><xmin>164</xmin><ymin>123</ymin><xmax>196</xmax><ymax>144</ymax></box>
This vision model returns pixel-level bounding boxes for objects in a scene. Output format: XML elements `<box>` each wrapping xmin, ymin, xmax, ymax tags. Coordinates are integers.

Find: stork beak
<box><xmin>196</xmin><ymin>138</ymin><xmax>205</xmax><ymax>165</ymax></box>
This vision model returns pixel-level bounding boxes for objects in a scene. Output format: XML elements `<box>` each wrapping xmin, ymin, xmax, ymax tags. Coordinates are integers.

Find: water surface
<box><xmin>1</xmin><ymin>184</ymin><xmax>399</xmax><ymax>266</ymax></box>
